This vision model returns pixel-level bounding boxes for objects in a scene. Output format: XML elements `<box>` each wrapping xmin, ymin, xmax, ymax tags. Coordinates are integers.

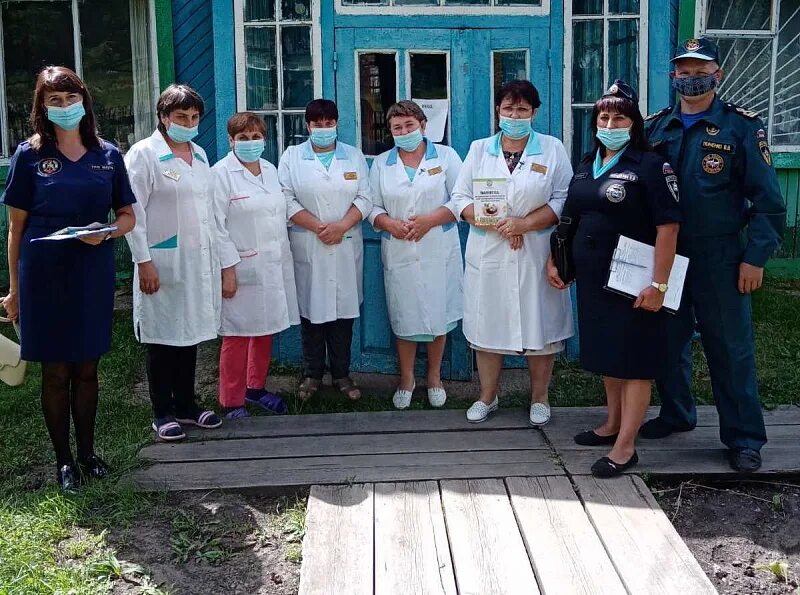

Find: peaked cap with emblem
<box><xmin>602</xmin><ymin>79</ymin><xmax>639</xmax><ymax>103</ymax></box>
<box><xmin>671</xmin><ymin>37</ymin><xmax>719</xmax><ymax>63</ymax></box>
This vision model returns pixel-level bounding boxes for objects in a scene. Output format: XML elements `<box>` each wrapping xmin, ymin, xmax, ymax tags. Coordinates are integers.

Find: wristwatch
<box><xmin>651</xmin><ymin>281</ymin><xmax>668</xmax><ymax>294</ymax></box>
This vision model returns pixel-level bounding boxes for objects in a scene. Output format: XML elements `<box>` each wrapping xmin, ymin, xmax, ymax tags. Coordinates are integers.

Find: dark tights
<box><xmin>41</xmin><ymin>360</ymin><xmax>100</xmax><ymax>467</ymax></box>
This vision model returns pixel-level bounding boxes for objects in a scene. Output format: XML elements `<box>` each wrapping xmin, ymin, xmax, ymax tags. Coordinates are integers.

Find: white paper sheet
<box><xmin>605</xmin><ymin>235</ymin><xmax>688</xmax><ymax>313</ymax></box>
<box><xmin>412</xmin><ymin>98</ymin><xmax>449</xmax><ymax>143</ymax></box>
<box><xmin>32</xmin><ymin>224</ymin><xmax>118</xmax><ymax>242</ymax></box>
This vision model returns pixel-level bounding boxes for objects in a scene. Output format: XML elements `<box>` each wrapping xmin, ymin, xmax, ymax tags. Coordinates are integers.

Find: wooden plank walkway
<box><xmin>131</xmin><ymin>405</ymin><xmax>800</xmax><ymax>491</ymax></box>
<box><xmin>298</xmin><ymin>476</ymin><xmax>717</xmax><ymax>595</ymax></box>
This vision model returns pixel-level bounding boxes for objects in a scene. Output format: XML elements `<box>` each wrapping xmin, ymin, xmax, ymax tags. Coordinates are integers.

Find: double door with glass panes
<box><xmin>335</xmin><ymin>27</ymin><xmax>547</xmax><ymax>378</ymax></box>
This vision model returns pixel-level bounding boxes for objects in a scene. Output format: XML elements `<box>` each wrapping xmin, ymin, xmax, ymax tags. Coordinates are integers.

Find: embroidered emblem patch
<box><xmin>662</xmin><ymin>163</ymin><xmax>674</xmax><ymax>175</ymax></box>
<box><xmin>573</xmin><ymin>172</ymin><xmax>589</xmax><ymax>180</ymax></box>
<box><xmin>685</xmin><ymin>39</ymin><xmax>701</xmax><ymax>51</ymax></box>
<box><xmin>609</xmin><ymin>171</ymin><xmax>638</xmax><ymax>182</ymax></box>
<box><xmin>706</xmin><ymin>125</ymin><xmax>720</xmax><ymax>136</ymax></box>
<box><xmin>758</xmin><ymin>141</ymin><xmax>772</xmax><ymax>166</ymax></box>
<box><xmin>665</xmin><ymin>174</ymin><xmax>680</xmax><ymax>202</ymax></box>
<box><xmin>606</xmin><ymin>183</ymin><xmax>626</xmax><ymax>203</ymax></box>
<box><xmin>702</xmin><ymin>140</ymin><xmax>733</xmax><ymax>153</ymax></box>
<box><xmin>36</xmin><ymin>158</ymin><xmax>62</xmax><ymax>177</ymax></box>
<box><xmin>756</xmin><ymin>128</ymin><xmax>767</xmax><ymax>139</ymax></box>
<box><xmin>702</xmin><ymin>154</ymin><xmax>724</xmax><ymax>174</ymax></box>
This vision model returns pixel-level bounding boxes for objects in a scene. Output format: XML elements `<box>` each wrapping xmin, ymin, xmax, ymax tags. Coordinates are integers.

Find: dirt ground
<box><xmin>655</xmin><ymin>478</ymin><xmax>800</xmax><ymax>594</ymax></box>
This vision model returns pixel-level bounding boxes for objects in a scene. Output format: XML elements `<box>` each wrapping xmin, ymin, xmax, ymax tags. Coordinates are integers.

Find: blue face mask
<box><xmin>46</xmin><ymin>101</ymin><xmax>85</xmax><ymax>131</ymax></box>
<box><xmin>596</xmin><ymin>127</ymin><xmax>631</xmax><ymax>151</ymax></box>
<box><xmin>393</xmin><ymin>129</ymin><xmax>424</xmax><ymax>152</ymax></box>
<box><xmin>234</xmin><ymin>139</ymin><xmax>265</xmax><ymax>163</ymax></box>
<box><xmin>310</xmin><ymin>127</ymin><xmax>337</xmax><ymax>148</ymax></box>
<box><xmin>167</xmin><ymin>121</ymin><xmax>199</xmax><ymax>143</ymax></box>
<box><xmin>499</xmin><ymin>115</ymin><xmax>532</xmax><ymax>140</ymax></box>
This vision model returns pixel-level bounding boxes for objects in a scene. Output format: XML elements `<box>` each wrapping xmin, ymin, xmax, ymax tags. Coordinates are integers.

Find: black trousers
<box><xmin>145</xmin><ymin>343</ymin><xmax>199</xmax><ymax>419</ymax></box>
<box><xmin>300</xmin><ymin>317</ymin><xmax>354</xmax><ymax>380</ymax></box>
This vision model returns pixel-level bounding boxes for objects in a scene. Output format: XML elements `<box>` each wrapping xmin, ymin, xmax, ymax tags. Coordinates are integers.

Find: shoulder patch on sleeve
<box><xmin>725</xmin><ymin>103</ymin><xmax>760</xmax><ymax>119</ymax></box>
<box><xmin>645</xmin><ymin>107</ymin><xmax>671</xmax><ymax>122</ymax></box>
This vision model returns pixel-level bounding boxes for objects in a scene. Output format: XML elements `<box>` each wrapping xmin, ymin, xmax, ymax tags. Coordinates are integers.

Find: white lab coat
<box><xmin>212</xmin><ymin>152</ymin><xmax>300</xmax><ymax>336</ymax></box>
<box><xmin>368</xmin><ymin>142</ymin><xmax>464</xmax><ymax>337</ymax></box>
<box><xmin>124</xmin><ymin>129</ymin><xmax>220</xmax><ymax>346</ymax></box>
<box><xmin>278</xmin><ymin>140</ymin><xmax>372</xmax><ymax>324</ymax></box>
<box><xmin>450</xmin><ymin>132</ymin><xmax>574</xmax><ymax>352</ymax></box>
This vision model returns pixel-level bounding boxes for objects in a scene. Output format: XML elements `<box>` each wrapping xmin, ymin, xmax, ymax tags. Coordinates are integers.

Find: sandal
<box><xmin>152</xmin><ymin>418</ymin><xmax>186</xmax><ymax>442</ymax></box>
<box><xmin>297</xmin><ymin>377</ymin><xmax>321</xmax><ymax>402</ymax></box>
<box><xmin>333</xmin><ymin>376</ymin><xmax>361</xmax><ymax>401</ymax></box>
<box><xmin>176</xmin><ymin>410</ymin><xmax>222</xmax><ymax>429</ymax></box>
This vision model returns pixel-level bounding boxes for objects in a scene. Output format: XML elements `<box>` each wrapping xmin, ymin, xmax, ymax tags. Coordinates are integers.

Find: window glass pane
<box><xmin>706</xmin><ymin>0</ymin><xmax>772</xmax><ymax>30</ymax></box>
<box><xmin>245</xmin><ymin>26</ymin><xmax>278</xmax><ymax>110</ymax></box>
<box><xmin>395</xmin><ymin>0</ymin><xmax>438</xmax><ymax>5</ymax></box>
<box><xmin>3</xmin><ymin>1</ymin><xmax>75</xmax><ymax>154</ymax></box>
<box><xmin>493</xmin><ymin>51</ymin><xmax>527</xmax><ymax>94</ymax></box>
<box><xmin>572</xmin><ymin>0</ymin><xmax>602</xmax><ymax>15</ymax></box>
<box><xmin>608</xmin><ymin>19</ymin><xmax>639</xmax><ymax>91</ymax></box>
<box><xmin>281</xmin><ymin>26</ymin><xmax>313</xmax><ymax>108</ymax></box>
<box><xmin>359</xmin><ymin>53</ymin><xmax>396</xmax><ymax>155</ymax></box>
<box><xmin>445</xmin><ymin>0</ymin><xmax>490</xmax><ymax>6</ymax></box>
<box><xmin>572</xmin><ymin>20</ymin><xmax>604</xmax><ymax>103</ymax></box>
<box><xmin>283</xmin><ymin>113</ymin><xmax>309</xmax><ymax>150</ymax></box>
<box><xmin>245</xmin><ymin>0</ymin><xmax>275</xmax><ymax>21</ymax></box>
<box><xmin>571</xmin><ymin>107</ymin><xmax>594</xmax><ymax>165</ymax></box>
<box><xmin>773</xmin><ymin>0</ymin><xmax>800</xmax><ymax>146</ymax></box>
<box><xmin>262</xmin><ymin>115</ymin><xmax>279</xmax><ymax>165</ymax></box>
<box><xmin>496</xmin><ymin>0</ymin><xmax>542</xmax><ymax>5</ymax></box>
<box><xmin>281</xmin><ymin>0</ymin><xmax>311</xmax><ymax>20</ymax></box>
<box><xmin>80</xmin><ymin>0</ymin><xmax>136</xmax><ymax>151</ymax></box>
<box><xmin>609</xmin><ymin>0</ymin><xmax>639</xmax><ymax>14</ymax></box>
<box><xmin>341</xmin><ymin>0</ymin><xmax>389</xmax><ymax>5</ymax></box>
<box><xmin>712</xmin><ymin>37</ymin><xmax>772</xmax><ymax>116</ymax></box>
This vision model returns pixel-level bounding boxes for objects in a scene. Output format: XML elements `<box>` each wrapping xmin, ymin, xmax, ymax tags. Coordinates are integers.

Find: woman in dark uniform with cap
<box><xmin>547</xmin><ymin>80</ymin><xmax>681</xmax><ymax>477</ymax></box>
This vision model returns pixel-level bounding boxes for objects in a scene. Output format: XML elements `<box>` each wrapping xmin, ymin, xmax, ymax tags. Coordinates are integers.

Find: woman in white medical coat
<box><xmin>278</xmin><ymin>99</ymin><xmax>372</xmax><ymax>401</ymax></box>
<box><xmin>368</xmin><ymin>101</ymin><xmax>463</xmax><ymax>409</ymax></box>
<box><xmin>213</xmin><ymin>112</ymin><xmax>299</xmax><ymax>420</ymax></box>
<box><xmin>450</xmin><ymin>80</ymin><xmax>574</xmax><ymax>427</ymax></box>
<box><xmin>125</xmin><ymin>84</ymin><xmax>222</xmax><ymax>441</ymax></box>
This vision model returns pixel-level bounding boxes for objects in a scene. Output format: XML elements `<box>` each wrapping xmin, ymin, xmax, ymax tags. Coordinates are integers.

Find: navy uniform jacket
<box><xmin>644</xmin><ymin>95</ymin><xmax>785</xmax><ymax>267</ymax></box>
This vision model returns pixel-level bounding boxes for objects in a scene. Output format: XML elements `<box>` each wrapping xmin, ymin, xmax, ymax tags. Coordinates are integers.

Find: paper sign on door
<box><xmin>412</xmin><ymin>98</ymin><xmax>449</xmax><ymax>143</ymax></box>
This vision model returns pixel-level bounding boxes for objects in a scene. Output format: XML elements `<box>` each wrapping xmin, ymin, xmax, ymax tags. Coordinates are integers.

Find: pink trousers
<box><xmin>218</xmin><ymin>335</ymin><xmax>273</xmax><ymax>408</ymax></box>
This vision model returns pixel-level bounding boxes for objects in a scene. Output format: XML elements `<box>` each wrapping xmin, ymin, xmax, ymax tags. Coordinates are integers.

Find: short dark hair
<box><xmin>156</xmin><ymin>84</ymin><xmax>205</xmax><ymax>133</ymax></box>
<box><xmin>386</xmin><ymin>100</ymin><xmax>427</xmax><ymax>129</ymax></box>
<box><xmin>305</xmin><ymin>99</ymin><xmax>338</xmax><ymax>123</ymax></box>
<box><xmin>227</xmin><ymin>112</ymin><xmax>267</xmax><ymax>138</ymax></box>
<box><xmin>495</xmin><ymin>80</ymin><xmax>542</xmax><ymax>110</ymax></box>
<box><xmin>590</xmin><ymin>95</ymin><xmax>650</xmax><ymax>155</ymax></box>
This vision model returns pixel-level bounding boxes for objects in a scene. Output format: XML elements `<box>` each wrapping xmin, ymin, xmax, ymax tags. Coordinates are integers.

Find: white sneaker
<box><xmin>466</xmin><ymin>397</ymin><xmax>498</xmax><ymax>423</ymax></box>
<box><xmin>529</xmin><ymin>402</ymin><xmax>551</xmax><ymax>427</ymax></box>
<box><xmin>392</xmin><ymin>382</ymin><xmax>415</xmax><ymax>409</ymax></box>
<box><xmin>427</xmin><ymin>386</ymin><xmax>447</xmax><ymax>408</ymax></box>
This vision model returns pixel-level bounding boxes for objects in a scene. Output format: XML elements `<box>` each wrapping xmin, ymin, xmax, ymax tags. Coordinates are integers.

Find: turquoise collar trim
<box><xmin>158</xmin><ymin>151</ymin><xmax>205</xmax><ymax>163</ymax></box>
<box><xmin>592</xmin><ymin>146</ymin><xmax>628</xmax><ymax>179</ymax></box>
<box><xmin>386</xmin><ymin>139</ymin><xmax>438</xmax><ymax>166</ymax></box>
<box><xmin>487</xmin><ymin>132</ymin><xmax>542</xmax><ymax>157</ymax></box>
<box><xmin>302</xmin><ymin>140</ymin><xmax>348</xmax><ymax>160</ymax></box>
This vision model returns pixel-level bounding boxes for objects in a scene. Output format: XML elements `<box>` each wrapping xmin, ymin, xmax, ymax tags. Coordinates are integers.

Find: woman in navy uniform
<box><xmin>1</xmin><ymin>67</ymin><xmax>136</xmax><ymax>492</ymax></box>
<box><xmin>547</xmin><ymin>80</ymin><xmax>681</xmax><ymax>477</ymax></box>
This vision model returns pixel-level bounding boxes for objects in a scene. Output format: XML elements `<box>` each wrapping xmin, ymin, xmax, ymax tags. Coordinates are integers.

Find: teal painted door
<box><xmin>334</xmin><ymin>26</ymin><xmax>549</xmax><ymax>378</ymax></box>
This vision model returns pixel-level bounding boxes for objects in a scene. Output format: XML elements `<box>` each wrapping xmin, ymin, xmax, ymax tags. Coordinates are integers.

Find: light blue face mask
<box><xmin>234</xmin><ymin>139</ymin><xmax>265</xmax><ymax>163</ymax></box>
<box><xmin>596</xmin><ymin>127</ymin><xmax>631</xmax><ymax>151</ymax></box>
<box><xmin>393</xmin><ymin>128</ymin><xmax>424</xmax><ymax>152</ymax></box>
<box><xmin>167</xmin><ymin>121</ymin><xmax>199</xmax><ymax>143</ymax></box>
<box><xmin>499</xmin><ymin>115</ymin><xmax>532</xmax><ymax>140</ymax></box>
<box><xmin>46</xmin><ymin>101</ymin><xmax>85</xmax><ymax>131</ymax></box>
<box><xmin>310</xmin><ymin>127</ymin><xmax>337</xmax><ymax>148</ymax></box>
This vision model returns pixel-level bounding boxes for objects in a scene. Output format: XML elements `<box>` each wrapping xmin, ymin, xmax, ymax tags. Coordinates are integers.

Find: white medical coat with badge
<box><xmin>368</xmin><ymin>141</ymin><xmax>464</xmax><ymax>337</ymax></box>
<box><xmin>124</xmin><ymin>129</ymin><xmax>220</xmax><ymax>346</ymax></box>
<box><xmin>278</xmin><ymin>141</ymin><xmax>372</xmax><ymax>324</ymax></box>
<box><xmin>450</xmin><ymin>132</ymin><xmax>574</xmax><ymax>352</ymax></box>
<box><xmin>212</xmin><ymin>152</ymin><xmax>300</xmax><ymax>336</ymax></box>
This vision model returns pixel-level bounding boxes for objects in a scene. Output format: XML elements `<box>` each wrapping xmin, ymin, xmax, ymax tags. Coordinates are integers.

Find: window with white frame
<box><xmin>564</xmin><ymin>0</ymin><xmax>649</xmax><ymax>164</ymax></box>
<box><xmin>0</xmin><ymin>0</ymin><xmax>155</xmax><ymax>159</ymax></box>
<box><xmin>700</xmin><ymin>0</ymin><xmax>800</xmax><ymax>150</ymax></box>
<box><xmin>235</xmin><ymin>0</ymin><xmax>321</xmax><ymax>165</ymax></box>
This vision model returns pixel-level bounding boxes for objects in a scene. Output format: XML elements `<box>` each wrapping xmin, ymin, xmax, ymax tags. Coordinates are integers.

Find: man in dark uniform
<box><xmin>641</xmin><ymin>38</ymin><xmax>785</xmax><ymax>472</ymax></box>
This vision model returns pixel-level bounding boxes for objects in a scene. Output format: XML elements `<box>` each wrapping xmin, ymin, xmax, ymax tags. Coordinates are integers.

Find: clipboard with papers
<box><xmin>604</xmin><ymin>235</ymin><xmax>689</xmax><ymax>314</ymax></box>
<box><xmin>31</xmin><ymin>224</ymin><xmax>117</xmax><ymax>242</ymax></box>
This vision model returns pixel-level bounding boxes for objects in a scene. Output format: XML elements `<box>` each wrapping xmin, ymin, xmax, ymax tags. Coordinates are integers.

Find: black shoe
<box><xmin>79</xmin><ymin>454</ymin><xmax>111</xmax><ymax>480</ymax></box>
<box><xmin>638</xmin><ymin>417</ymin><xmax>694</xmax><ymax>440</ymax></box>
<box><xmin>728</xmin><ymin>448</ymin><xmax>762</xmax><ymax>473</ymax></box>
<box><xmin>57</xmin><ymin>463</ymin><xmax>80</xmax><ymax>493</ymax></box>
<box><xmin>574</xmin><ymin>430</ymin><xmax>619</xmax><ymax>446</ymax></box>
<box><xmin>591</xmin><ymin>452</ymin><xmax>639</xmax><ymax>478</ymax></box>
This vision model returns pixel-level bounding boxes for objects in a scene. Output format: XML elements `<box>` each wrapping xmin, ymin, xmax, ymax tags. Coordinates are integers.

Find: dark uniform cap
<box><xmin>671</xmin><ymin>37</ymin><xmax>719</xmax><ymax>63</ymax></box>
<box><xmin>602</xmin><ymin>79</ymin><xmax>639</xmax><ymax>103</ymax></box>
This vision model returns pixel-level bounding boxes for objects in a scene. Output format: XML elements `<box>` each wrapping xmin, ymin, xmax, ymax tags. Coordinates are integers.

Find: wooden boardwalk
<box><xmin>132</xmin><ymin>405</ymin><xmax>800</xmax><ymax>491</ymax></box>
<box><xmin>298</xmin><ymin>476</ymin><xmax>717</xmax><ymax>595</ymax></box>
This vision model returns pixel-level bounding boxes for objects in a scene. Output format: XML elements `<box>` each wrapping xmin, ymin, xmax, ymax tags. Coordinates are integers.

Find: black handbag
<box><xmin>549</xmin><ymin>216</ymin><xmax>576</xmax><ymax>285</ymax></box>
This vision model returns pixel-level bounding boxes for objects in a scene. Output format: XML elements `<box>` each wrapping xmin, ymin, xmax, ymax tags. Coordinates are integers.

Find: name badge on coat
<box><xmin>162</xmin><ymin>169</ymin><xmax>181</xmax><ymax>181</ymax></box>
<box><xmin>531</xmin><ymin>163</ymin><xmax>548</xmax><ymax>175</ymax></box>
<box><xmin>427</xmin><ymin>166</ymin><xmax>443</xmax><ymax>176</ymax></box>
<box><xmin>343</xmin><ymin>171</ymin><xmax>358</xmax><ymax>181</ymax></box>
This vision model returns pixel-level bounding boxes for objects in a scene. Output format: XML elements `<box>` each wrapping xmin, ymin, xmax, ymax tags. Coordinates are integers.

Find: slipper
<box><xmin>224</xmin><ymin>407</ymin><xmax>250</xmax><ymax>420</ymax></box>
<box><xmin>176</xmin><ymin>410</ymin><xmax>222</xmax><ymax>429</ymax></box>
<box><xmin>152</xmin><ymin>418</ymin><xmax>186</xmax><ymax>442</ymax></box>
<box><xmin>245</xmin><ymin>390</ymin><xmax>288</xmax><ymax>415</ymax></box>
<box><xmin>333</xmin><ymin>376</ymin><xmax>361</xmax><ymax>401</ymax></box>
<box><xmin>297</xmin><ymin>377</ymin><xmax>321</xmax><ymax>402</ymax></box>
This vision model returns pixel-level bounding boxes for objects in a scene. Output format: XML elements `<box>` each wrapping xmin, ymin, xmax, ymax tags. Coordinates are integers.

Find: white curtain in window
<box><xmin>130</xmin><ymin>0</ymin><xmax>155</xmax><ymax>143</ymax></box>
